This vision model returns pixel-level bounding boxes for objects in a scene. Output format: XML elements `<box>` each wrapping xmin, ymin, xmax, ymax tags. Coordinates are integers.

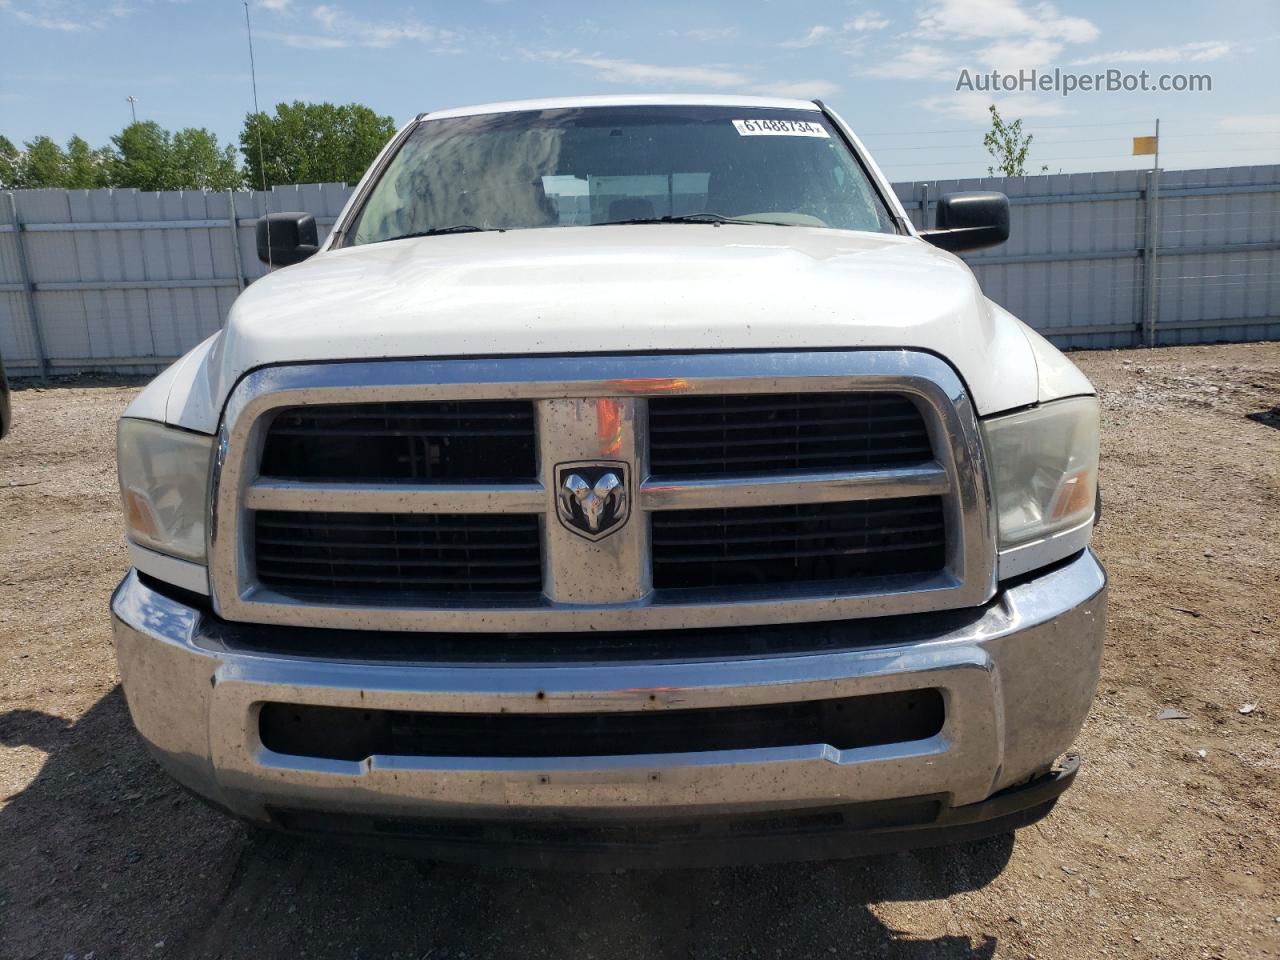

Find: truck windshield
<box><xmin>346</xmin><ymin>105</ymin><xmax>899</xmax><ymax>245</ymax></box>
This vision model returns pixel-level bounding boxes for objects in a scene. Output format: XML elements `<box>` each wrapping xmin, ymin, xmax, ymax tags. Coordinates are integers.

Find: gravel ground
<box><xmin>1</xmin><ymin>342</ymin><xmax>1277</xmax><ymax>960</ymax></box>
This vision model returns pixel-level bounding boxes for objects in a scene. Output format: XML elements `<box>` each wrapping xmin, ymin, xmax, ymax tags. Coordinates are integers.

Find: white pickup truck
<box><xmin>112</xmin><ymin>95</ymin><xmax>1105</xmax><ymax>868</ymax></box>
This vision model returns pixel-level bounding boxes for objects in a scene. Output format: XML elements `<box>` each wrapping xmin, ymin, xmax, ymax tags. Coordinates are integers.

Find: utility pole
<box><xmin>1144</xmin><ymin>119</ymin><xmax>1160</xmax><ymax>347</ymax></box>
<box><xmin>126</xmin><ymin>95</ymin><xmax>138</xmax><ymax>124</ymax></box>
<box><xmin>1133</xmin><ymin>119</ymin><xmax>1161</xmax><ymax>347</ymax></box>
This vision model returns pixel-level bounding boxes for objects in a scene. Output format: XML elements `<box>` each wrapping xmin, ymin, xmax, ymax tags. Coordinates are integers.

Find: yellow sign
<box><xmin>1132</xmin><ymin>136</ymin><xmax>1158</xmax><ymax>156</ymax></box>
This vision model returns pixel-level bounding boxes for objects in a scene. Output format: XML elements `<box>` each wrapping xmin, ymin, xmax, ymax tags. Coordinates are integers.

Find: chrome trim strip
<box><xmin>640</xmin><ymin>464</ymin><xmax>950</xmax><ymax>511</ymax></box>
<box><xmin>238</xmin><ymin>571</ymin><xmax>967</xmax><ymax>632</ymax></box>
<box><xmin>998</xmin><ymin>515</ymin><xmax>1095</xmax><ymax>580</ymax></box>
<box><xmin>246</xmin><ymin>480</ymin><xmax>546</xmax><ymax>514</ymax></box>
<box><xmin>127</xmin><ymin>541</ymin><xmax>210</xmax><ymax>595</ymax></box>
<box><xmin>209</xmin><ymin>351</ymin><xmax>996</xmax><ymax>632</ymax></box>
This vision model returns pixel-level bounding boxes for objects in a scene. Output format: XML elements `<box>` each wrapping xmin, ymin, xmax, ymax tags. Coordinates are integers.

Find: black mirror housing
<box><xmin>921</xmin><ymin>192</ymin><xmax>1010</xmax><ymax>253</ymax></box>
<box><xmin>256</xmin><ymin>212</ymin><xmax>319</xmax><ymax>266</ymax></box>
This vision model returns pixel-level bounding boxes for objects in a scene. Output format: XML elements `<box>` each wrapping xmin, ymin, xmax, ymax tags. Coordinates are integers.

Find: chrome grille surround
<box><xmin>209</xmin><ymin>351</ymin><xmax>996</xmax><ymax>632</ymax></box>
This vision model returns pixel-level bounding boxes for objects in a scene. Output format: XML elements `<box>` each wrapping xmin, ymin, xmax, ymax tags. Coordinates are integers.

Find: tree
<box><xmin>170</xmin><ymin>128</ymin><xmax>242</xmax><ymax>190</ymax></box>
<box><xmin>110</xmin><ymin>121</ymin><xmax>175</xmax><ymax>190</ymax></box>
<box><xmin>983</xmin><ymin>104</ymin><xmax>1048</xmax><ymax>177</ymax></box>
<box><xmin>18</xmin><ymin>136</ymin><xmax>71</xmax><ymax>188</ymax></box>
<box><xmin>0</xmin><ymin>136</ymin><xmax>21</xmax><ymax>189</ymax></box>
<box><xmin>1</xmin><ymin>125</ymin><xmax>241</xmax><ymax>191</ymax></box>
<box><xmin>109</xmin><ymin>121</ymin><xmax>242</xmax><ymax>191</ymax></box>
<box><xmin>0</xmin><ymin>135</ymin><xmax>114</xmax><ymax>189</ymax></box>
<box><xmin>240</xmin><ymin>101</ymin><xmax>396</xmax><ymax>188</ymax></box>
<box><xmin>64</xmin><ymin>136</ymin><xmax>115</xmax><ymax>189</ymax></box>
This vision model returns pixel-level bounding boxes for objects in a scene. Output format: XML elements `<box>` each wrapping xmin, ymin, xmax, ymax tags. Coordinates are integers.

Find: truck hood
<box><xmin>167</xmin><ymin>225</ymin><xmax>1043</xmax><ymax>431</ymax></box>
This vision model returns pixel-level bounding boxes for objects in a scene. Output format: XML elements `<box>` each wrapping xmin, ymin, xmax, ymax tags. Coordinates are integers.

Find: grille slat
<box><xmin>255</xmin><ymin>519</ymin><xmax>536</xmax><ymax>535</ymax></box>
<box><xmin>652</xmin><ymin>521</ymin><xmax>943</xmax><ymax>547</ymax></box>
<box><xmin>257</xmin><ymin>553</ymin><xmax>539</xmax><ymax>569</ymax></box>
<box><xmin>268</xmin><ymin>427</ymin><xmax>535</xmax><ymax>439</ymax></box>
<box><xmin>285</xmin><ymin>409</ymin><xmax>533</xmax><ymax>422</ymax></box>
<box><xmin>260</xmin><ymin>400</ymin><xmax>537</xmax><ymax>482</ymax></box>
<box><xmin>654</xmin><ymin>542</ymin><xmax>945</xmax><ymax>564</ymax></box>
<box><xmin>651</xmin><ymin>429</ymin><xmax>929</xmax><ymax>450</ymax></box>
<box><xmin>648</xmin><ymin>392</ymin><xmax>932</xmax><ymax>477</ymax></box>
<box><xmin>256</xmin><ymin>571</ymin><xmax>543</xmax><ymax>587</ymax></box>
<box><xmin>647</xmin><ymin>395</ymin><xmax>910</xmax><ymax>416</ymax></box>
<box><xmin>651</xmin><ymin>502</ymin><xmax>937</xmax><ymax>528</ymax></box>
<box><xmin>257</xmin><ymin>537</ymin><xmax>535</xmax><ymax>552</ymax></box>
<box><xmin>651</xmin><ymin>497</ymin><xmax>947</xmax><ymax>590</ymax></box>
<box><xmin>254</xmin><ymin>511</ymin><xmax>543</xmax><ymax>597</ymax></box>
<box><xmin>647</xmin><ymin>413</ymin><xmax>925</xmax><ymax>433</ymax></box>
<box><xmin>650</xmin><ymin>447</ymin><xmax>934</xmax><ymax>468</ymax></box>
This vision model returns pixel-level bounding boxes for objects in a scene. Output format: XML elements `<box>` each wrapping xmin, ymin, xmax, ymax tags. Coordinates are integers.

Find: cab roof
<box><xmin>421</xmin><ymin>94</ymin><xmax>822</xmax><ymax>121</ymax></box>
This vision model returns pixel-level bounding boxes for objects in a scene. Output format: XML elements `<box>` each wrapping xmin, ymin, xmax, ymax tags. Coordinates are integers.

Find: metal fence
<box><xmin>2</xmin><ymin>165</ymin><xmax>1278</xmax><ymax>376</ymax></box>
<box><xmin>0</xmin><ymin>184</ymin><xmax>351</xmax><ymax>377</ymax></box>
<box><xmin>893</xmin><ymin>164</ymin><xmax>1280</xmax><ymax>351</ymax></box>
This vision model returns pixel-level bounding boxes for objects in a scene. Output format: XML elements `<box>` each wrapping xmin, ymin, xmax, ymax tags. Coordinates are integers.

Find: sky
<box><xmin>1</xmin><ymin>0</ymin><xmax>1278</xmax><ymax>183</ymax></box>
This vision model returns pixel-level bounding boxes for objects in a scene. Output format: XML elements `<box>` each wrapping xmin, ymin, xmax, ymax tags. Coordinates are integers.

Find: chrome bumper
<box><xmin>111</xmin><ymin>551</ymin><xmax>1105</xmax><ymax>836</ymax></box>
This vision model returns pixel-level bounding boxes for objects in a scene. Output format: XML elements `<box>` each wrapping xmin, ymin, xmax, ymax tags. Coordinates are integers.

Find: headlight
<box><xmin>117</xmin><ymin>418</ymin><xmax>213</xmax><ymax>563</ymax></box>
<box><xmin>982</xmin><ymin>396</ymin><xmax>1099</xmax><ymax>550</ymax></box>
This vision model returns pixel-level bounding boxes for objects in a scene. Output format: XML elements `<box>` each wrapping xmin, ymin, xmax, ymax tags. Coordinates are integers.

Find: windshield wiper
<box><xmin>377</xmin><ymin>225</ymin><xmax>505</xmax><ymax>242</ymax></box>
<box><xmin>592</xmin><ymin>213</ymin><xmax>762</xmax><ymax>227</ymax></box>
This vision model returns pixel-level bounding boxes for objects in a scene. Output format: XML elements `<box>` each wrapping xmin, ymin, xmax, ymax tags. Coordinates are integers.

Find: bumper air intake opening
<box><xmin>257</xmin><ymin>689</ymin><xmax>945</xmax><ymax>762</ymax></box>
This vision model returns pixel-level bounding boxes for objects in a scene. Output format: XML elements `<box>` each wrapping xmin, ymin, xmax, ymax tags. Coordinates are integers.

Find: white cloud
<box><xmin>845</xmin><ymin>13</ymin><xmax>890</xmax><ymax>32</ymax></box>
<box><xmin>752</xmin><ymin>79</ymin><xmax>841</xmax><ymax>99</ymax></box>
<box><xmin>1072</xmin><ymin>40</ymin><xmax>1232</xmax><ymax>65</ymax></box>
<box><xmin>269</xmin><ymin>4</ymin><xmax>457</xmax><ymax>50</ymax></box>
<box><xmin>918</xmin><ymin>90</ymin><xmax>1067</xmax><ymax>123</ymax></box>
<box><xmin>865</xmin><ymin>44</ymin><xmax>958</xmax><ymax>81</ymax></box>
<box><xmin>10</xmin><ymin>9</ymin><xmax>85</xmax><ymax>29</ymax></box>
<box><xmin>274</xmin><ymin>32</ymin><xmax>346</xmax><ymax>49</ymax></box>
<box><xmin>668</xmin><ymin>26</ymin><xmax>739</xmax><ymax>42</ymax></box>
<box><xmin>917</xmin><ymin>0</ymin><xmax>1098</xmax><ymax>43</ymax></box>
<box><xmin>524</xmin><ymin>48</ymin><xmax>750</xmax><ymax>89</ymax></box>
<box><xmin>258</xmin><ymin>0</ymin><xmax>291</xmax><ymax>10</ymax></box>
<box><xmin>782</xmin><ymin>15</ymin><xmax>889</xmax><ymax>49</ymax></box>
<box><xmin>568</xmin><ymin>55</ymin><xmax>750</xmax><ymax>88</ymax></box>
<box><xmin>863</xmin><ymin>0</ymin><xmax>1095</xmax><ymax>92</ymax></box>
<box><xmin>1219</xmin><ymin>113</ymin><xmax>1280</xmax><ymax>134</ymax></box>
<box><xmin>978</xmin><ymin>38</ymin><xmax>1063</xmax><ymax>70</ymax></box>
<box><xmin>780</xmin><ymin>25</ymin><xmax>833</xmax><ymax>49</ymax></box>
<box><xmin>1</xmin><ymin>0</ymin><xmax>133</xmax><ymax>30</ymax></box>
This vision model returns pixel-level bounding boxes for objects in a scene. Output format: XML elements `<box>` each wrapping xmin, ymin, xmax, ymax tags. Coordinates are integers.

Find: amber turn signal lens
<box><xmin>1052</xmin><ymin>469</ymin><xmax>1096</xmax><ymax>520</ymax></box>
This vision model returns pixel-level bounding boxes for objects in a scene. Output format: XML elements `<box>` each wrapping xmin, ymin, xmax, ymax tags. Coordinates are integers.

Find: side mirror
<box><xmin>256</xmin><ymin>212</ymin><xmax>319</xmax><ymax>266</ymax></box>
<box><xmin>920</xmin><ymin>192</ymin><xmax>1010</xmax><ymax>253</ymax></box>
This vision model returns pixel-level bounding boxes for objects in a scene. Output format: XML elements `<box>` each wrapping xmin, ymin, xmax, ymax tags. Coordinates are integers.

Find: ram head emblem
<box><xmin>556</xmin><ymin>462</ymin><xmax>630</xmax><ymax>540</ymax></box>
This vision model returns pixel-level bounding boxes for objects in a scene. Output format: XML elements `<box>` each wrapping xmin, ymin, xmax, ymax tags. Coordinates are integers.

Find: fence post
<box><xmin>1142</xmin><ymin>167</ymin><xmax>1161</xmax><ymax>347</ymax></box>
<box><xmin>919</xmin><ymin>182</ymin><xmax>929</xmax><ymax>229</ymax></box>
<box><xmin>4</xmin><ymin>191</ymin><xmax>49</xmax><ymax>381</ymax></box>
<box><xmin>227</xmin><ymin>190</ymin><xmax>246</xmax><ymax>293</ymax></box>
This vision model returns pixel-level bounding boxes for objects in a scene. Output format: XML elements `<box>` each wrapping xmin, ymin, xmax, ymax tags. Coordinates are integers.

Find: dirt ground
<box><xmin>1</xmin><ymin>342</ymin><xmax>1277</xmax><ymax>960</ymax></box>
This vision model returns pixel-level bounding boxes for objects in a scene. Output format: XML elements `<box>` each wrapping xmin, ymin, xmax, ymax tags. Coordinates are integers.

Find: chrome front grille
<box><xmin>253</xmin><ymin>511</ymin><xmax>544</xmax><ymax>597</ymax></box>
<box><xmin>209</xmin><ymin>352</ymin><xmax>996</xmax><ymax>632</ymax></box>
<box><xmin>648</xmin><ymin>392</ymin><xmax>933</xmax><ymax>477</ymax></box>
<box><xmin>650</xmin><ymin>497</ymin><xmax>947</xmax><ymax>590</ymax></box>
<box><xmin>260</xmin><ymin>399</ymin><xmax>537</xmax><ymax>482</ymax></box>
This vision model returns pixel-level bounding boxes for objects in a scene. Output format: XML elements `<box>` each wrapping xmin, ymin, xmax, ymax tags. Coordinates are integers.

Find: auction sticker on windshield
<box><xmin>732</xmin><ymin>119</ymin><xmax>829</xmax><ymax>137</ymax></box>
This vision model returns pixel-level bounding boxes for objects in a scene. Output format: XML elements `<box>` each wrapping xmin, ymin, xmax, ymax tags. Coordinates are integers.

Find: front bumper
<box><xmin>111</xmin><ymin>550</ymin><xmax>1106</xmax><ymax>866</ymax></box>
